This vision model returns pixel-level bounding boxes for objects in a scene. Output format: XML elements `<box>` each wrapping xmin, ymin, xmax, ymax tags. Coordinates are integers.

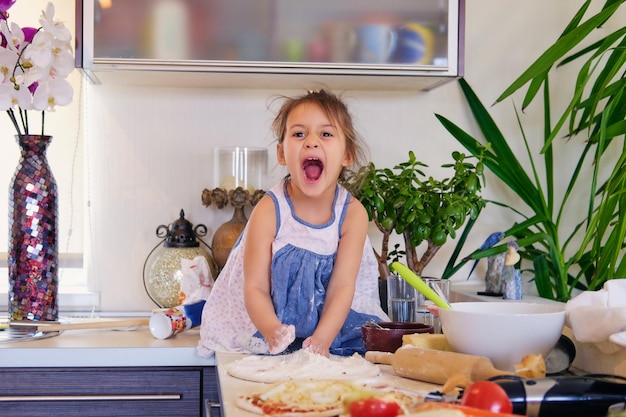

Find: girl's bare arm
<box><xmin>303</xmin><ymin>197</ymin><xmax>369</xmax><ymax>355</ymax></box>
<box><xmin>243</xmin><ymin>196</ymin><xmax>289</xmax><ymax>351</ymax></box>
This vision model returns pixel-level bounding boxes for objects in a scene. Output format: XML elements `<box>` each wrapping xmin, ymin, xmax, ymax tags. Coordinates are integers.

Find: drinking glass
<box><xmin>416</xmin><ymin>277</ymin><xmax>450</xmax><ymax>333</ymax></box>
<box><xmin>386</xmin><ymin>274</ymin><xmax>417</xmax><ymax>322</ymax></box>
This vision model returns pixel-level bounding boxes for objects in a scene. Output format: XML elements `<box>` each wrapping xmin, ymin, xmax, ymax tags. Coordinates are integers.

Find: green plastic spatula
<box><xmin>391</xmin><ymin>261</ymin><xmax>452</xmax><ymax>310</ymax></box>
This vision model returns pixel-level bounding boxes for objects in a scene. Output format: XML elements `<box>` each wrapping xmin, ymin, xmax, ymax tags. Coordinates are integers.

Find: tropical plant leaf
<box><xmin>496</xmin><ymin>2</ymin><xmax>623</xmax><ymax>105</ymax></box>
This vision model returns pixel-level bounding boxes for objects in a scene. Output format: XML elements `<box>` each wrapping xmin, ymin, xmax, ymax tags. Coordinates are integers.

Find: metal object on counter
<box><xmin>545</xmin><ymin>334</ymin><xmax>577</xmax><ymax>375</ymax></box>
<box><xmin>489</xmin><ymin>374</ymin><xmax>626</xmax><ymax>417</ymax></box>
<box><xmin>0</xmin><ymin>324</ymin><xmax>60</xmax><ymax>343</ymax></box>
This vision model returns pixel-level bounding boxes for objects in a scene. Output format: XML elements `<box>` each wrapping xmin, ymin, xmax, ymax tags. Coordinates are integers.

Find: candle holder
<box><xmin>201</xmin><ymin>147</ymin><xmax>268</xmax><ymax>270</ymax></box>
<box><xmin>143</xmin><ymin>210</ymin><xmax>218</xmax><ymax>308</ymax></box>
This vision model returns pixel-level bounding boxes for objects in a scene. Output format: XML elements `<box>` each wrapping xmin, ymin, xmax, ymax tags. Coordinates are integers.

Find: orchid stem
<box><xmin>6</xmin><ymin>109</ymin><xmax>23</xmax><ymax>137</ymax></box>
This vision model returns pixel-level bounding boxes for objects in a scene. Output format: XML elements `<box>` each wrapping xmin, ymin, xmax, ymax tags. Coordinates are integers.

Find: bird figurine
<box><xmin>465</xmin><ymin>231</ymin><xmax>504</xmax><ymax>280</ymax></box>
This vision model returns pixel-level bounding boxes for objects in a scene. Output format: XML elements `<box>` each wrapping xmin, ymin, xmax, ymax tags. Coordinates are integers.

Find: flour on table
<box><xmin>227</xmin><ymin>350</ymin><xmax>382</xmax><ymax>383</ymax></box>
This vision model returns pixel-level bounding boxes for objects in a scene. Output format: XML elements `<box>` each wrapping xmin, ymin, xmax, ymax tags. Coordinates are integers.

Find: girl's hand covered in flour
<box><xmin>302</xmin><ymin>335</ymin><xmax>331</xmax><ymax>357</ymax></box>
<box><xmin>269</xmin><ymin>324</ymin><xmax>296</xmax><ymax>354</ymax></box>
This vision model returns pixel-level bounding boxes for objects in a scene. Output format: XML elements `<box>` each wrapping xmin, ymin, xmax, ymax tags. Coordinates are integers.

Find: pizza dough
<box><xmin>237</xmin><ymin>379</ymin><xmax>354</xmax><ymax>417</ymax></box>
<box><xmin>236</xmin><ymin>378</ymin><xmax>425</xmax><ymax>417</ymax></box>
<box><xmin>227</xmin><ymin>349</ymin><xmax>382</xmax><ymax>383</ymax></box>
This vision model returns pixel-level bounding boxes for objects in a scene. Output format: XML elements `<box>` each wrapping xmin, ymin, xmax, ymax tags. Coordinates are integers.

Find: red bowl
<box><xmin>361</xmin><ymin>321</ymin><xmax>433</xmax><ymax>353</ymax></box>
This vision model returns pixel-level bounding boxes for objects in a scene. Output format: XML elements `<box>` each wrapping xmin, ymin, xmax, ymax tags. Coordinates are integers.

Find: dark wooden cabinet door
<box><xmin>0</xmin><ymin>367</ymin><xmax>205</xmax><ymax>417</ymax></box>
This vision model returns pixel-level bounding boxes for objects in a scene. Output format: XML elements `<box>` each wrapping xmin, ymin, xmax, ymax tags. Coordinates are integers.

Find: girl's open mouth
<box><xmin>303</xmin><ymin>158</ymin><xmax>323</xmax><ymax>181</ymax></box>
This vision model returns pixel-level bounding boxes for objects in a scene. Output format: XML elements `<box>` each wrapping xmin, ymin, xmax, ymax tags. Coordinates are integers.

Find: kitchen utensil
<box><xmin>490</xmin><ymin>375</ymin><xmax>626</xmax><ymax>417</ymax></box>
<box><xmin>365</xmin><ymin>345</ymin><xmax>513</xmax><ymax>385</ymax></box>
<box><xmin>367</xmin><ymin>320</ymin><xmax>386</xmax><ymax>329</ymax></box>
<box><xmin>391</xmin><ymin>262</ymin><xmax>452</xmax><ymax>310</ymax></box>
<box><xmin>10</xmin><ymin>318</ymin><xmax>149</xmax><ymax>332</ymax></box>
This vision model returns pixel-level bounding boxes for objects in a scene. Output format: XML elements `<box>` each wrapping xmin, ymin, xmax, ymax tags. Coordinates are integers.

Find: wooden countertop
<box><xmin>216</xmin><ymin>351</ymin><xmax>441</xmax><ymax>417</ymax></box>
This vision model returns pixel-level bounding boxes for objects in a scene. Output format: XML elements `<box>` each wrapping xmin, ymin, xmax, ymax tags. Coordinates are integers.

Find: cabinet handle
<box><xmin>0</xmin><ymin>394</ymin><xmax>181</xmax><ymax>402</ymax></box>
<box><xmin>205</xmin><ymin>400</ymin><xmax>221</xmax><ymax>417</ymax></box>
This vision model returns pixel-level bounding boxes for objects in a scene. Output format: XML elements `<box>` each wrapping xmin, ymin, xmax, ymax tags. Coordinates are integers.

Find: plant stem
<box><xmin>6</xmin><ymin>109</ymin><xmax>23</xmax><ymax>136</ymax></box>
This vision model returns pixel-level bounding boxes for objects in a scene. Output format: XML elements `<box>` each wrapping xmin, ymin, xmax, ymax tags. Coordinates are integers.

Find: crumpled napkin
<box><xmin>565</xmin><ymin>280</ymin><xmax>626</xmax><ymax>353</ymax></box>
<box><xmin>180</xmin><ymin>256</ymin><xmax>214</xmax><ymax>304</ymax></box>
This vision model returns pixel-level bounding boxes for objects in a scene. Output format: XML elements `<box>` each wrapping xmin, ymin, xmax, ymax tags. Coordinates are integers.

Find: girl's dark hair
<box><xmin>271</xmin><ymin>89</ymin><xmax>369</xmax><ymax>178</ymax></box>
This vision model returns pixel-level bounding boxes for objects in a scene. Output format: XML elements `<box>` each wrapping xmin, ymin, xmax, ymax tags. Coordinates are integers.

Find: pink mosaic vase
<box><xmin>8</xmin><ymin>135</ymin><xmax>59</xmax><ymax>321</ymax></box>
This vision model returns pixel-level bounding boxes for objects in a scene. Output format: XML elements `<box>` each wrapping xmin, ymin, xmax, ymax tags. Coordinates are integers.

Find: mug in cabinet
<box><xmin>355</xmin><ymin>23</ymin><xmax>397</xmax><ymax>64</ymax></box>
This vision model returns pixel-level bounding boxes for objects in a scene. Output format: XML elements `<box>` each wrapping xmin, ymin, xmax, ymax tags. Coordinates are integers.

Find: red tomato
<box><xmin>461</xmin><ymin>381</ymin><xmax>513</xmax><ymax>414</ymax></box>
<box><xmin>349</xmin><ymin>397</ymin><xmax>403</xmax><ymax>417</ymax></box>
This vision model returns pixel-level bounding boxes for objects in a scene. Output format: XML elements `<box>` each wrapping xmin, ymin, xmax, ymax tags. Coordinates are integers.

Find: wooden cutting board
<box><xmin>365</xmin><ymin>345</ymin><xmax>514</xmax><ymax>385</ymax></box>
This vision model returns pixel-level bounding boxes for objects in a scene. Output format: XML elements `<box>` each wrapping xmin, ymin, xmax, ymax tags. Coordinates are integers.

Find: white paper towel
<box><xmin>566</xmin><ymin>280</ymin><xmax>626</xmax><ymax>352</ymax></box>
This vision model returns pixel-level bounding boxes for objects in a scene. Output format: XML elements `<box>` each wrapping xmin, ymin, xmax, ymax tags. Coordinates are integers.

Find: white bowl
<box><xmin>438</xmin><ymin>302</ymin><xmax>565</xmax><ymax>371</ymax></box>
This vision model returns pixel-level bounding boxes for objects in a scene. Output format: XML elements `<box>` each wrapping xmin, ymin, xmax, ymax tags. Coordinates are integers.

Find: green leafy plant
<box><xmin>436</xmin><ymin>0</ymin><xmax>626</xmax><ymax>301</ymax></box>
<box><xmin>343</xmin><ymin>150</ymin><xmax>485</xmax><ymax>279</ymax></box>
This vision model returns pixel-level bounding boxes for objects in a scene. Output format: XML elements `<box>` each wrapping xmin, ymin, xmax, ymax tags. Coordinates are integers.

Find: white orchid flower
<box><xmin>0</xmin><ymin>47</ymin><xmax>19</xmax><ymax>83</ymax></box>
<box><xmin>49</xmin><ymin>39</ymin><xmax>75</xmax><ymax>78</ymax></box>
<box><xmin>0</xmin><ymin>21</ymin><xmax>24</xmax><ymax>53</ymax></box>
<box><xmin>32</xmin><ymin>77</ymin><xmax>73</xmax><ymax>111</ymax></box>
<box><xmin>0</xmin><ymin>81</ymin><xmax>33</xmax><ymax>110</ymax></box>
<box><xmin>23</xmin><ymin>30</ymin><xmax>54</xmax><ymax>68</ymax></box>
<box><xmin>39</xmin><ymin>2</ymin><xmax>71</xmax><ymax>43</ymax></box>
<box><xmin>0</xmin><ymin>83</ymin><xmax>15</xmax><ymax>110</ymax></box>
<box><xmin>2</xmin><ymin>1</ymin><xmax>75</xmax><ymax>135</ymax></box>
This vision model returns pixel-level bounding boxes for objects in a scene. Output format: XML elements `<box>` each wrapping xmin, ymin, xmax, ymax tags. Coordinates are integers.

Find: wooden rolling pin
<box><xmin>365</xmin><ymin>345</ymin><xmax>513</xmax><ymax>385</ymax></box>
<box><xmin>11</xmin><ymin>318</ymin><xmax>149</xmax><ymax>332</ymax></box>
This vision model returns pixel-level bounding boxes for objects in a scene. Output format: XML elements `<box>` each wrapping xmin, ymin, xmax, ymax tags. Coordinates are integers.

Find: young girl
<box><xmin>198</xmin><ymin>89</ymin><xmax>388</xmax><ymax>358</ymax></box>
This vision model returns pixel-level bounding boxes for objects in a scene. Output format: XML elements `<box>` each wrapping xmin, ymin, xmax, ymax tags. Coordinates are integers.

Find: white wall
<box><xmin>2</xmin><ymin>1</ymin><xmax>621</xmax><ymax>312</ymax></box>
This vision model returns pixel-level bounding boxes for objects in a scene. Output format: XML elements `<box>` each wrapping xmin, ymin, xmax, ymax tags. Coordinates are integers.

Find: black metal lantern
<box><xmin>143</xmin><ymin>209</ymin><xmax>218</xmax><ymax>308</ymax></box>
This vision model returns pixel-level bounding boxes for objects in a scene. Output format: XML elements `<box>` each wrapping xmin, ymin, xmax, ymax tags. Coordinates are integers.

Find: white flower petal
<box><xmin>12</xmin><ymin>84</ymin><xmax>33</xmax><ymax>109</ymax></box>
<box><xmin>0</xmin><ymin>84</ymin><xmax>14</xmax><ymax>110</ymax></box>
<box><xmin>3</xmin><ymin>0</ymin><xmax>75</xmax><ymax>134</ymax></box>
<box><xmin>32</xmin><ymin>78</ymin><xmax>73</xmax><ymax>111</ymax></box>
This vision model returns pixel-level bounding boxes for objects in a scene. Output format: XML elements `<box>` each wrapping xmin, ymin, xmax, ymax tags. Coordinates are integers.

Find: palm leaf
<box><xmin>496</xmin><ymin>2</ymin><xmax>622</xmax><ymax>105</ymax></box>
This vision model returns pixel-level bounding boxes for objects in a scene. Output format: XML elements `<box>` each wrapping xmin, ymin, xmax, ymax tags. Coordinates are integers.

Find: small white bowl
<box><xmin>439</xmin><ymin>301</ymin><xmax>565</xmax><ymax>371</ymax></box>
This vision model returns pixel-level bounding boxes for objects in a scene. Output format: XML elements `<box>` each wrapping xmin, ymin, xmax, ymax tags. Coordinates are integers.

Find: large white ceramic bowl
<box><xmin>438</xmin><ymin>302</ymin><xmax>565</xmax><ymax>371</ymax></box>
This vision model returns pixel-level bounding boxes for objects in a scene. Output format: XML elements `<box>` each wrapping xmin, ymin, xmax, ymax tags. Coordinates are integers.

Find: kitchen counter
<box><xmin>0</xmin><ymin>323</ymin><xmax>214</xmax><ymax>367</ymax></box>
<box><xmin>216</xmin><ymin>351</ymin><xmax>441</xmax><ymax>417</ymax></box>
<box><xmin>0</xmin><ymin>323</ymin><xmax>219</xmax><ymax>416</ymax></box>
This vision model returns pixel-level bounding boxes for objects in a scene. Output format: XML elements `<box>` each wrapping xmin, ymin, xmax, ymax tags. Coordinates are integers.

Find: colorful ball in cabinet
<box><xmin>395</xmin><ymin>23</ymin><xmax>434</xmax><ymax>65</ymax></box>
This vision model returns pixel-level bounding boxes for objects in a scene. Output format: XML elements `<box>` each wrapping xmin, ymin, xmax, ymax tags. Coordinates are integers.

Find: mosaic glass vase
<box><xmin>8</xmin><ymin>135</ymin><xmax>59</xmax><ymax>321</ymax></box>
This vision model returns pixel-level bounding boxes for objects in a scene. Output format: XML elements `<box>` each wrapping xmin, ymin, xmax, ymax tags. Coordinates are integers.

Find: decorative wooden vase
<box><xmin>211</xmin><ymin>205</ymin><xmax>247</xmax><ymax>270</ymax></box>
<box><xmin>202</xmin><ymin>185</ymin><xmax>266</xmax><ymax>271</ymax></box>
<box><xmin>8</xmin><ymin>135</ymin><xmax>59</xmax><ymax>321</ymax></box>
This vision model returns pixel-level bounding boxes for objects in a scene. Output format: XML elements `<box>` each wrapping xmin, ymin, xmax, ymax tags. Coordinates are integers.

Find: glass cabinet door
<box><xmin>78</xmin><ymin>0</ymin><xmax>463</xmax><ymax>89</ymax></box>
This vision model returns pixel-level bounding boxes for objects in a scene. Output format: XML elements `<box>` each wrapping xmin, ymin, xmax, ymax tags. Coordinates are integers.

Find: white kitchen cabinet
<box><xmin>75</xmin><ymin>0</ymin><xmax>464</xmax><ymax>90</ymax></box>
